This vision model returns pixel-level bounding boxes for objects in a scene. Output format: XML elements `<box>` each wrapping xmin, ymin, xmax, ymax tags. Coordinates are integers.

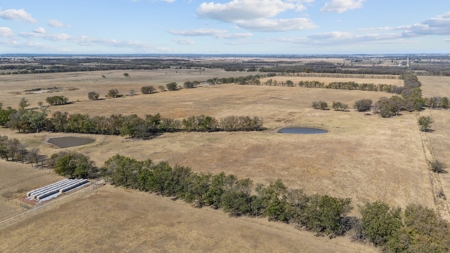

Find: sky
<box><xmin>0</xmin><ymin>0</ymin><xmax>449</xmax><ymax>54</ymax></box>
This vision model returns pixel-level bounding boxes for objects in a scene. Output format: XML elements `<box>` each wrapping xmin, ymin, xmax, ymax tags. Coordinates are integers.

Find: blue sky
<box><xmin>0</xmin><ymin>0</ymin><xmax>449</xmax><ymax>54</ymax></box>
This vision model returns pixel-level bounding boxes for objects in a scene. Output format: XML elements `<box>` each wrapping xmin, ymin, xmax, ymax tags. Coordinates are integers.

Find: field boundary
<box><xmin>416</xmin><ymin>112</ymin><xmax>450</xmax><ymax>220</ymax></box>
<box><xmin>275</xmin><ymin>73</ymin><xmax>400</xmax><ymax>79</ymax></box>
<box><xmin>0</xmin><ymin>180</ymin><xmax>104</xmax><ymax>230</ymax></box>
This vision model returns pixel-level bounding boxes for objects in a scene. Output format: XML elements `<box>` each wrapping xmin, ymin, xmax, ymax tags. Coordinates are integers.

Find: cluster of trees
<box><xmin>424</xmin><ymin>96</ymin><xmax>449</xmax><ymax>109</ymax></box>
<box><xmin>332</xmin><ymin>101</ymin><xmax>349</xmax><ymax>111</ymax></box>
<box><xmin>326</xmin><ymin>82</ymin><xmax>405</xmax><ymax>93</ymax></box>
<box><xmin>0</xmin><ymin>135</ymin><xmax>46</xmax><ymax>168</ymax></box>
<box><xmin>101</xmin><ymin>154</ymin><xmax>353</xmax><ymax>236</ymax></box>
<box><xmin>45</xmin><ymin>96</ymin><xmax>69</xmax><ymax>106</ymax></box>
<box><xmin>312</xmin><ymin>101</ymin><xmax>328</xmax><ymax>110</ymax></box>
<box><xmin>2</xmin><ymin>104</ymin><xmax>264</xmax><ymax>137</ymax></box>
<box><xmin>141</xmin><ymin>86</ymin><xmax>156</xmax><ymax>94</ymax></box>
<box><xmin>356</xmin><ymin>201</ymin><xmax>450</xmax><ymax>252</ymax></box>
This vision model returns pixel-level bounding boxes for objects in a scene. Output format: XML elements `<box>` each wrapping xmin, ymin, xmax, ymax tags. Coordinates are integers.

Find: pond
<box><xmin>278</xmin><ymin>127</ymin><xmax>328</xmax><ymax>134</ymax></box>
<box><xmin>46</xmin><ymin>137</ymin><xmax>95</xmax><ymax>148</ymax></box>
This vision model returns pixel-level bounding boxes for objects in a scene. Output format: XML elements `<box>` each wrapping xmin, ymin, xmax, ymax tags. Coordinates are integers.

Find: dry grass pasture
<box><xmin>0</xmin><ymin>185</ymin><xmax>377</xmax><ymax>253</ymax></box>
<box><xmin>419</xmin><ymin>76</ymin><xmax>450</xmax><ymax>98</ymax></box>
<box><xmin>418</xmin><ymin>76</ymin><xmax>450</xmax><ymax>218</ymax></box>
<box><xmin>0</xmin><ymin>160</ymin><xmax>63</xmax><ymax>219</ymax></box>
<box><xmin>0</xmin><ymin>70</ymin><xmax>445</xmax><ymax>252</ymax></box>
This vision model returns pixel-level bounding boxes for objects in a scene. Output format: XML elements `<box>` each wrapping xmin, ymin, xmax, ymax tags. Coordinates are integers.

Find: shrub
<box><xmin>123</xmin><ymin>73</ymin><xmax>129</xmax><ymax>77</ymax></box>
<box><xmin>429</xmin><ymin>160</ymin><xmax>446</xmax><ymax>173</ymax></box>
<box><xmin>166</xmin><ymin>82</ymin><xmax>178</xmax><ymax>91</ymax></box>
<box><xmin>158</xmin><ymin>85</ymin><xmax>165</xmax><ymax>92</ymax></box>
<box><xmin>88</xmin><ymin>91</ymin><xmax>99</xmax><ymax>100</ymax></box>
<box><xmin>107</xmin><ymin>89</ymin><xmax>119</xmax><ymax>98</ymax></box>
<box><xmin>354</xmin><ymin>99</ymin><xmax>372</xmax><ymax>112</ymax></box>
<box><xmin>418</xmin><ymin>115</ymin><xmax>433</xmax><ymax>132</ymax></box>
<box><xmin>46</xmin><ymin>96</ymin><xmax>69</xmax><ymax>106</ymax></box>
<box><xmin>141</xmin><ymin>86</ymin><xmax>156</xmax><ymax>94</ymax></box>
<box><xmin>183</xmin><ymin>81</ymin><xmax>195</xmax><ymax>89</ymax></box>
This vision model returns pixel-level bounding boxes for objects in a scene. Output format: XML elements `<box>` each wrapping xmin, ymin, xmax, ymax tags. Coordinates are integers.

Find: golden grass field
<box><xmin>0</xmin><ymin>160</ymin><xmax>63</xmax><ymax>219</ymax></box>
<box><xmin>418</xmin><ymin>76</ymin><xmax>450</xmax><ymax>219</ymax></box>
<box><xmin>0</xmin><ymin>70</ymin><xmax>448</xmax><ymax>252</ymax></box>
<box><xmin>0</xmin><ymin>185</ymin><xmax>378</xmax><ymax>253</ymax></box>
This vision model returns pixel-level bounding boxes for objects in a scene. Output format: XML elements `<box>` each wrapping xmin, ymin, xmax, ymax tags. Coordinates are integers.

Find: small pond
<box><xmin>278</xmin><ymin>127</ymin><xmax>328</xmax><ymax>134</ymax></box>
<box><xmin>46</xmin><ymin>137</ymin><xmax>95</xmax><ymax>148</ymax></box>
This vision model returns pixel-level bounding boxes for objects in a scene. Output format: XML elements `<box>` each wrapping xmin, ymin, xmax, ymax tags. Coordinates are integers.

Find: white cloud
<box><xmin>198</xmin><ymin>0</ymin><xmax>295</xmax><ymax>22</ymax></box>
<box><xmin>170</xmin><ymin>28</ymin><xmax>228</xmax><ymax>36</ymax></box>
<box><xmin>321</xmin><ymin>0</ymin><xmax>365</xmax><ymax>13</ymax></box>
<box><xmin>48</xmin><ymin>20</ymin><xmax>68</xmax><ymax>28</ymax></box>
<box><xmin>279</xmin><ymin>31</ymin><xmax>406</xmax><ymax>46</ymax></box>
<box><xmin>0</xmin><ymin>9</ymin><xmax>36</xmax><ymax>23</ymax></box>
<box><xmin>33</xmin><ymin>27</ymin><xmax>46</xmax><ymax>34</ymax></box>
<box><xmin>197</xmin><ymin>0</ymin><xmax>317</xmax><ymax>31</ymax></box>
<box><xmin>218</xmin><ymin>33</ymin><xmax>253</xmax><ymax>39</ymax></box>
<box><xmin>0</xmin><ymin>40</ymin><xmax>67</xmax><ymax>51</ymax></box>
<box><xmin>400</xmin><ymin>12</ymin><xmax>450</xmax><ymax>37</ymax></box>
<box><xmin>173</xmin><ymin>38</ymin><xmax>195</xmax><ymax>45</ymax></box>
<box><xmin>16</xmin><ymin>28</ymin><xmax>168</xmax><ymax>51</ymax></box>
<box><xmin>170</xmin><ymin>28</ymin><xmax>253</xmax><ymax>39</ymax></box>
<box><xmin>236</xmin><ymin>18</ymin><xmax>316</xmax><ymax>32</ymax></box>
<box><xmin>0</xmin><ymin>27</ymin><xmax>14</xmax><ymax>38</ymax></box>
<box><xmin>357</xmin><ymin>12</ymin><xmax>450</xmax><ymax>36</ymax></box>
<box><xmin>280</xmin><ymin>11</ymin><xmax>450</xmax><ymax>47</ymax></box>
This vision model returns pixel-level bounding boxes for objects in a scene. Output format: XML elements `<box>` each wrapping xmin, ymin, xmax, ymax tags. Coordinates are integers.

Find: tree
<box><xmin>46</xmin><ymin>96</ymin><xmax>69</xmax><ymax>106</ymax></box>
<box><xmin>141</xmin><ymin>86</ymin><xmax>156</xmax><ymax>94</ymax></box>
<box><xmin>360</xmin><ymin>201</ymin><xmax>403</xmax><ymax>247</ymax></box>
<box><xmin>88</xmin><ymin>91</ymin><xmax>99</xmax><ymax>100</ymax></box>
<box><xmin>158</xmin><ymin>85</ymin><xmax>165</xmax><ymax>92</ymax></box>
<box><xmin>129</xmin><ymin>89</ymin><xmax>135</xmax><ymax>96</ymax></box>
<box><xmin>123</xmin><ymin>73</ymin><xmax>129</xmax><ymax>77</ymax></box>
<box><xmin>166</xmin><ymin>82</ymin><xmax>178</xmax><ymax>91</ymax></box>
<box><xmin>418</xmin><ymin>115</ymin><xmax>433</xmax><ymax>132</ymax></box>
<box><xmin>53</xmin><ymin>152</ymin><xmax>97</xmax><ymax>179</ymax></box>
<box><xmin>18</xmin><ymin>97</ymin><xmax>29</xmax><ymax>111</ymax></box>
<box><xmin>0</xmin><ymin>106</ymin><xmax>17</xmax><ymax>126</ymax></box>
<box><xmin>183</xmin><ymin>81</ymin><xmax>195</xmax><ymax>89</ymax></box>
<box><xmin>26</xmin><ymin>148</ymin><xmax>40</xmax><ymax>167</ymax></box>
<box><xmin>302</xmin><ymin>195</ymin><xmax>353</xmax><ymax>236</ymax></box>
<box><xmin>107</xmin><ymin>89</ymin><xmax>120</xmax><ymax>98</ymax></box>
